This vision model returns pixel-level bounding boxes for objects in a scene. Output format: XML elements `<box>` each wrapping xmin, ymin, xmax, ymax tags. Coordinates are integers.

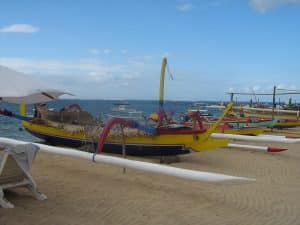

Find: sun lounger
<box><xmin>0</xmin><ymin>143</ymin><xmax>47</xmax><ymax>208</ymax></box>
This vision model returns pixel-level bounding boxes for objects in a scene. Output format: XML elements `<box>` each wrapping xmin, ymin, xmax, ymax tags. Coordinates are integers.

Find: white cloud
<box><xmin>0</xmin><ymin>57</ymin><xmax>128</xmax><ymax>81</ymax></box>
<box><xmin>0</xmin><ymin>24</ymin><xmax>39</xmax><ymax>33</ymax></box>
<box><xmin>88</xmin><ymin>48</ymin><xmax>100</xmax><ymax>55</ymax></box>
<box><xmin>176</xmin><ymin>3</ymin><xmax>193</xmax><ymax>12</ymax></box>
<box><xmin>249</xmin><ymin>0</ymin><xmax>300</xmax><ymax>12</ymax></box>
<box><xmin>121</xmin><ymin>49</ymin><xmax>128</xmax><ymax>54</ymax></box>
<box><xmin>88</xmin><ymin>48</ymin><xmax>113</xmax><ymax>55</ymax></box>
<box><xmin>162</xmin><ymin>52</ymin><xmax>172</xmax><ymax>58</ymax></box>
<box><xmin>228</xmin><ymin>87</ymin><xmax>234</xmax><ymax>91</ymax></box>
<box><xmin>252</xmin><ymin>85</ymin><xmax>261</xmax><ymax>91</ymax></box>
<box><xmin>103</xmin><ymin>49</ymin><xmax>112</xmax><ymax>54</ymax></box>
<box><xmin>0</xmin><ymin>57</ymin><xmax>154</xmax><ymax>99</ymax></box>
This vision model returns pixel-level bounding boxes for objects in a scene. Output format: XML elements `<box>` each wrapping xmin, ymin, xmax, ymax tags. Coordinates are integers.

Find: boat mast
<box><xmin>20</xmin><ymin>103</ymin><xmax>26</xmax><ymax>116</ymax></box>
<box><xmin>159</xmin><ymin>57</ymin><xmax>167</xmax><ymax>109</ymax></box>
<box><xmin>272</xmin><ymin>85</ymin><xmax>276</xmax><ymax>120</ymax></box>
<box><xmin>158</xmin><ymin>57</ymin><xmax>167</xmax><ymax>126</ymax></box>
<box><xmin>230</xmin><ymin>93</ymin><xmax>234</xmax><ymax>102</ymax></box>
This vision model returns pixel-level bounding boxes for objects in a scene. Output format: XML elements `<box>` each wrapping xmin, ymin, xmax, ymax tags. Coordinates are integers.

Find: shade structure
<box><xmin>0</xmin><ymin>65</ymin><xmax>70</xmax><ymax>104</ymax></box>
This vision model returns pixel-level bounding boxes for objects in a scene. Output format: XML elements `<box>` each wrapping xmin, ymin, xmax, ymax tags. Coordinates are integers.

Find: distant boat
<box><xmin>237</xmin><ymin>107</ymin><xmax>300</xmax><ymax>128</ymax></box>
<box><xmin>186</xmin><ymin>103</ymin><xmax>214</xmax><ymax>118</ymax></box>
<box><xmin>109</xmin><ymin>102</ymin><xmax>144</xmax><ymax>120</ymax></box>
<box><xmin>111</xmin><ymin>102</ymin><xmax>137</xmax><ymax>112</ymax></box>
<box><xmin>184</xmin><ymin>120</ymin><xmax>264</xmax><ymax>136</ymax></box>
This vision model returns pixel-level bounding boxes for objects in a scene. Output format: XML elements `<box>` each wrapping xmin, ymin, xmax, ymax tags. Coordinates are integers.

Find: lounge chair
<box><xmin>0</xmin><ymin>143</ymin><xmax>47</xmax><ymax>208</ymax></box>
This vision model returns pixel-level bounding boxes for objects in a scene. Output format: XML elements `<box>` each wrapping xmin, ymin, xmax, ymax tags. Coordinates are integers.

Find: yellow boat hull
<box><xmin>216</xmin><ymin>127</ymin><xmax>264</xmax><ymax>136</ymax></box>
<box><xmin>22</xmin><ymin>121</ymin><xmax>229</xmax><ymax>155</ymax></box>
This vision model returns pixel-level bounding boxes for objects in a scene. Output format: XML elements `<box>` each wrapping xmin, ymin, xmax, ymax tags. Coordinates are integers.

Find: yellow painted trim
<box><xmin>199</xmin><ymin>102</ymin><xmax>234</xmax><ymax>141</ymax></box>
<box><xmin>217</xmin><ymin>127</ymin><xmax>264</xmax><ymax>136</ymax></box>
<box><xmin>276</xmin><ymin>120</ymin><xmax>300</xmax><ymax>127</ymax></box>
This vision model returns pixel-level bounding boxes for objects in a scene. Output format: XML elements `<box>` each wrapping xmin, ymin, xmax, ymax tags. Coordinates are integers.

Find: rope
<box><xmin>166</xmin><ymin>62</ymin><xmax>174</xmax><ymax>80</ymax></box>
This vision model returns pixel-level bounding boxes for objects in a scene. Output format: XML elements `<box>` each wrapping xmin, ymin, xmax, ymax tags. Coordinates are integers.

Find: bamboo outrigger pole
<box><xmin>0</xmin><ymin>137</ymin><xmax>255</xmax><ymax>184</ymax></box>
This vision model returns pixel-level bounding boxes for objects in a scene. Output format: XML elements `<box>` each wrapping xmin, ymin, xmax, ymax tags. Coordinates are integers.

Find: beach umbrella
<box><xmin>0</xmin><ymin>65</ymin><xmax>70</xmax><ymax>104</ymax></box>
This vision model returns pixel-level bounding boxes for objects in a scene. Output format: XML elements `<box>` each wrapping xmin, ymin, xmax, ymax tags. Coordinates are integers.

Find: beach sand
<box><xmin>1</xmin><ymin>139</ymin><xmax>300</xmax><ymax>225</ymax></box>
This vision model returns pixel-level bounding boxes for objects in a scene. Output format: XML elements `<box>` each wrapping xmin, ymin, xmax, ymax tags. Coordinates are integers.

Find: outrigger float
<box><xmin>17</xmin><ymin>58</ymin><xmax>233</xmax><ymax>156</ymax></box>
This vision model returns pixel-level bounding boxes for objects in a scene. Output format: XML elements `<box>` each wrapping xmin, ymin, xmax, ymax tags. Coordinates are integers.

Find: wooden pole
<box><xmin>120</xmin><ymin>124</ymin><xmax>126</xmax><ymax>174</ymax></box>
<box><xmin>272</xmin><ymin>85</ymin><xmax>276</xmax><ymax>120</ymax></box>
<box><xmin>271</xmin><ymin>85</ymin><xmax>276</xmax><ymax>132</ymax></box>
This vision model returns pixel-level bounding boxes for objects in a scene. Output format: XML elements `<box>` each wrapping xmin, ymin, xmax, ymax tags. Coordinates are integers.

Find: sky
<box><xmin>0</xmin><ymin>0</ymin><xmax>300</xmax><ymax>102</ymax></box>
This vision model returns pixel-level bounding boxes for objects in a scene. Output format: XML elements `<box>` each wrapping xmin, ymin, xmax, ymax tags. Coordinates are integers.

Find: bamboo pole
<box><xmin>0</xmin><ymin>137</ymin><xmax>255</xmax><ymax>184</ymax></box>
<box><xmin>211</xmin><ymin>133</ymin><xmax>300</xmax><ymax>143</ymax></box>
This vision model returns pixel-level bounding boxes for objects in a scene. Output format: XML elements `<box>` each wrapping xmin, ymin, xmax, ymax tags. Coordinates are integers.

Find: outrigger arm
<box><xmin>0</xmin><ymin>137</ymin><xmax>255</xmax><ymax>184</ymax></box>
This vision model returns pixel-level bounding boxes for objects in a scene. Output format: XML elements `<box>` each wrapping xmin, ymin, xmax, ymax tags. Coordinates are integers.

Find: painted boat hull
<box><xmin>273</xmin><ymin>119</ymin><xmax>300</xmax><ymax>129</ymax></box>
<box><xmin>216</xmin><ymin>127</ymin><xmax>264</xmax><ymax>136</ymax></box>
<box><xmin>26</xmin><ymin>128</ymin><xmax>189</xmax><ymax>156</ymax></box>
<box><xmin>242</xmin><ymin>112</ymin><xmax>300</xmax><ymax>128</ymax></box>
<box><xmin>227</xmin><ymin>120</ymin><xmax>277</xmax><ymax>128</ymax></box>
<box><xmin>186</xmin><ymin>122</ymin><xmax>264</xmax><ymax>136</ymax></box>
<box><xmin>23</xmin><ymin>121</ymin><xmax>228</xmax><ymax>156</ymax></box>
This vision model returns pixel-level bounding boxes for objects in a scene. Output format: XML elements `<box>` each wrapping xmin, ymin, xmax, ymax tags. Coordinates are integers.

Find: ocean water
<box><xmin>0</xmin><ymin>99</ymin><xmax>222</xmax><ymax>142</ymax></box>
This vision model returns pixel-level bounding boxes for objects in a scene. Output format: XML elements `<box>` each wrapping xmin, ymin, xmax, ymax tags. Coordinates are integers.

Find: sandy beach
<box><xmin>1</xmin><ymin>138</ymin><xmax>300</xmax><ymax>225</ymax></box>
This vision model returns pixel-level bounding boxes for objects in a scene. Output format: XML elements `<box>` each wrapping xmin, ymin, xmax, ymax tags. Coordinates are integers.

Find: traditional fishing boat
<box><xmin>183</xmin><ymin>120</ymin><xmax>264</xmax><ymax>136</ymax></box>
<box><xmin>225</xmin><ymin>118</ymin><xmax>277</xmax><ymax>128</ymax></box>
<box><xmin>227</xmin><ymin>88</ymin><xmax>300</xmax><ymax>129</ymax></box>
<box><xmin>237</xmin><ymin>110</ymin><xmax>300</xmax><ymax>129</ymax></box>
<box><xmin>209</xmin><ymin>124</ymin><xmax>264</xmax><ymax>135</ymax></box>
<box><xmin>181</xmin><ymin>110</ymin><xmax>265</xmax><ymax>136</ymax></box>
<box><xmin>18</xmin><ymin>58</ymin><xmax>233</xmax><ymax>156</ymax></box>
<box><xmin>209</xmin><ymin>105</ymin><xmax>300</xmax><ymax>129</ymax></box>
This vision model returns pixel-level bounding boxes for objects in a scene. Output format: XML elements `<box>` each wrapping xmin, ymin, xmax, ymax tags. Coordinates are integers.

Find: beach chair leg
<box><xmin>27</xmin><ymin>185</ymin><xmax>47</xmax><ymax>201</ymax></box>
<box><xmin>0</xmin><ymin>189</ymin><xmax>14</xmax><ymax>208</ymax></box>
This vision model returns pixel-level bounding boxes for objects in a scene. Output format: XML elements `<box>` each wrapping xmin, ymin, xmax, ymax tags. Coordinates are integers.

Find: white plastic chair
<box><xmin>0</xmin><ymin>143</ymin><xmax>47</xmax><ymax>208</ymax></box>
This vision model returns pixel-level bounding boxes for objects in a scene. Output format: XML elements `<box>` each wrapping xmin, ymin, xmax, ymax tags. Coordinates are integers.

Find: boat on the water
<box><xmin>108</xmin><ymin>102</ymin><xmax>144</xmax><ymax>121</ymax></box>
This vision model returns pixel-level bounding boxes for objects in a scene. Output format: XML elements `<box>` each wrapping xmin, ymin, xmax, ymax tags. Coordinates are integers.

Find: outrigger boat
<box><xmin>184</xmin><ymin>120</ymin><xmax>264</xmax><ymax>136</ymax></box>
<box><xmin>181</xmin><ymin>111</ymin><xmax>265</xmax><ymax>136</ymax></box>
<box><xmin>209</xmin><ymin>124</ymin><xmax>264</xmax><ymax>136</ymax></box>
<box><xmin>241</xmin><ymin>111</ymin><xmax>300</xmax><ymax>129</ymax></box>
<box><xmin>226</xmin><ymin>88</ymin><xmax>300</xmax><ymax>129</ymax></box>
<box><xmin>18</xmin><ymin>58</ymin><xmax>233</xmax><ymax>156</ymax></box>
<box><xmin>223</xmin><ymin>112</ymin><xmax>278</xmax><ymax>128</ymax></box>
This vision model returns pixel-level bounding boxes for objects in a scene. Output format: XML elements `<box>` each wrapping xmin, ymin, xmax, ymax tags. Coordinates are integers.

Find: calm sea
<box><xmin>0</xmin><ymin>99</ymin><xmax>222</xmax><ymax>142</ymax></box>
